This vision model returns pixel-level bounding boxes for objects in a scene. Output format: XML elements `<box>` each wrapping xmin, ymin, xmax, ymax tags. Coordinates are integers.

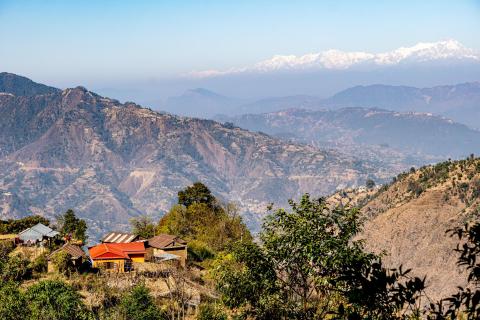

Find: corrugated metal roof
<box><xmin>148</xmin><ymin>234</ymin><xmax>187</xmax><ymax>249</ymax></box>
<box><xmin>89</xmin><ymin>242</ymin><xmax>146</xmax><ymax>260</ymax></box>
<box><xmin>153</xmin><ymin>253</ymin><xmax>181</xmax><ymax>261</ymax></box>
<box><xmin>19</xmin><ymin>223</ymin><xmax>58</xmax><ymax>242</ymax></box>
<box><xmin>102</xmin><ymin>232</ymin><xmax>138</xmax><ymax>243</ymax></box>
<box><xmin>49</xmin><ymin>244</ymin><xmax>86</xmax><ymax>259</ymax></box>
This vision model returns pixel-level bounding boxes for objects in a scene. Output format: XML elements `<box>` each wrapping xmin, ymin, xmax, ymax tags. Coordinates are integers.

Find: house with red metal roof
<box><xmin>88</xmin><ymin>242</ymin><xmax>146</xmax><ymax>272</ymax></box>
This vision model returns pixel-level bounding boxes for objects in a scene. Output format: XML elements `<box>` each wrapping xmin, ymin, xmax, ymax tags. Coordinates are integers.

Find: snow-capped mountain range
<box><xmin>190</xmin><ymin>40</ymin><xmax>479</xmax><ymax>78</ymax></box>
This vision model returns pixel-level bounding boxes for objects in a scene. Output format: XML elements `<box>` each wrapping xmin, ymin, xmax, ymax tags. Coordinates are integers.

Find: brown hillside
<box><xmin>334</xmin><ymin>158</ymin><xmax>480</xmax><ymax>301</ymax></box>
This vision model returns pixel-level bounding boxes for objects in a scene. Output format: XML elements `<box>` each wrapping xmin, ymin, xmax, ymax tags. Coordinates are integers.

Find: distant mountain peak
<box><xmin>188</xmin><ymin>39</ymin><xmax>480</xmax><ymax>78</ymax></box>
<box><xmin>0</xmin><ymin>72</ymin><xmax>60</xmax><ymax>96</ymax></box>
<box><xmin>185</xmin><ymin>88</ymin><xmax>225</xmax><ymax>98</ymax></box>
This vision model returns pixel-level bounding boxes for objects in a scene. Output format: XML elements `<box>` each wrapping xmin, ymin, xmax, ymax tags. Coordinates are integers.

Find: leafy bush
<box><xmin>50</xmin><ymin>251</ymin><xmax>74</xmax><ymax>275</ymax></box>
<box><xmin>1</xmin><ymin>254</ymin><xmax>32</xmax><ymax>282</ymax></box>
<box><xmin>188</xmin><ymin>240</ymin><xmax>215</xmax><ymax>262</ymax></box>
<box><xmin>197</xmin><ymin>303</ymin><xmax>228</xmax><ymax>320</ymax></box>
<box><xmin>119</xmin><ymin>284</ymin><xmax>165</xmax><ymax>320</ymax></box>
<box><xmin>213</xmin><ymin>194</ymin><xmax>426</xmax><ymax>319</ymax></box>
<box><xmin>29</xmin><ymin>252</ymin><xmax>48</xmax><ymax>274</ymax></box>
<box><xmin>0</xmin><ymin>282</ymin><xmax>27</xmax><ymax>320</ymax></box>
<box><xmin>25</xmin><ymin>280</ymin><xmax>92</xmax><ymax>320</ymax></box>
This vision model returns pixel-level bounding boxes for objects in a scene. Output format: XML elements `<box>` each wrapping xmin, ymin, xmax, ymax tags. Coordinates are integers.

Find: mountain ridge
<box><xmin>0</xmin><ymin>73</ymin><xmax>388</xmax><ymax>238</ymax></box>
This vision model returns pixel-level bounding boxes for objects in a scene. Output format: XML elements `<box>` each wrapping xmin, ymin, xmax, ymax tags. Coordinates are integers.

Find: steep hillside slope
<box><xmin>324</xmin><ymin>82</ymin><xmax>480</xmax><ymax>129</ymax></box>
<box><xmin>216</xmin><ymin>108</ymin><xmax>480</xmax><ymax>164</ymax></box>
<box><xmin>0</xmin><ymin>74</ymin><xmax>388</xmax><ymax>238</ymax></box>
<box><xmin>331</xmin><ymin>158</ymin><xmax>480</xmax><ymax>301</ymax></box>
<box><xmin>0</xmin><ymin>72</ymin><xmax>60</xmax><ymax>96</ymax></box>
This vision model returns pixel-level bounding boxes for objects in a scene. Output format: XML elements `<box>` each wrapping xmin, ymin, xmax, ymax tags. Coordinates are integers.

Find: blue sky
<box><xmin>0</xmin><ymin>0</ymin><xmax>479</xmax><ymax>89</ymax></box>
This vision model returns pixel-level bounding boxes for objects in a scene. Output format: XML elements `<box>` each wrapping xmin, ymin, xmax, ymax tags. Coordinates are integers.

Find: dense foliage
<box><xmin>56</xmin><ymin>209</ymin><xmax>88</xmax><ymax>243</ymax></box>
<box><xmin>130</xmin><ymin>215</ymin><xmax>156</xmax><ymax>239</ymax></box>
<box><xmin>25</xmin><ymin>280</ymin><xmax>92</xmax><ymax>320</ymax></box>
<box><xmin>119</xmin><ymin>284</ymin><xmax>165</xmax><ymax>320</ymax></box>
<box><xmin>213</xmin><ymin>194</ymin><xmax>426</xmax><ymax>319</ymax></box>
<box><xmin>158</xmin><ymin>183</ymin><xmax>251</xmax><ymax>256</ymax></box>
<box><xmin>0</xmin><ymin>215</ymin><xmax>49</xmax><ymax>234</ymax></box>
<box><xmin>178</xmin><ymin>182</ymin><xmax>217</xmax><ymax>209</ymax></box>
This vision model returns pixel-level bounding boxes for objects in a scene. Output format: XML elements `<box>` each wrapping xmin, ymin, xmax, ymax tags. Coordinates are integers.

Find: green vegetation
<box><xmin>197</xmin><ymin>303</ymin><xmax>228</xmax><ymax>320</ymax></box>
<box><xmin>0</xmin><ymin>282</ymin><xmax>26</xmax><ymax>320</ymax></box>
<box><xmin>56</xmin><ymin>209</ymin><xmax>87</xmax><ymax>243</ymax></box>
<box><xmin>119</xmin><ymin>284</ymin><xmax>165</xmax><ymax>320</ymax></box>
<box><xmin>0</xmin><ymin>215</ymin><xmax>49</xmax><ymax>234</ymax></box>
<box><xmin>212</xmin><ymin>194</ymin><xmax>425</xmax><ymax>319</ymax></box>
<box><xmin>50</xmin><ymin>251</ymin><xmax>74</xmax><ymax>276</ymax></box>
<box><xmin>0</xmin><ymin>169</ymin><xmax>479</xmax><ymax>319</ymax></box>
<box><xmin>25</xmin><ymin>280</ymin><xmax>92</xmax><ymax>320</ymax></box>
<box><xmin>178</xmin><ymin>182</ymin><xmax>217</xmax><ymax>209</ymax></box>
<box><xmin>158</xmin><ymin>182</ymin><xmax>251</xmax><ymax>257</ymax></box>
<box><xmin>130</xmin><ymin>215</ymin><xmax>156</xmax><ymax>239</ymax></box>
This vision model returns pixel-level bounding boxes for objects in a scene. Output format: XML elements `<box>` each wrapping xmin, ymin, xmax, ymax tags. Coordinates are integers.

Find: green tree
<box><xmin>0</xmin><ymin>282</ymin><xmax>28</xmax><ymax>320</ymax></box>
<box><xmin>119</xmin><ymin>284</ymin><xmax>164</xmax><ymax>320</ymax></box>
<box><xmin>0</xmin><ymin>215</ymin><xmax>50</xmax><ymax>234</ymax></box>
<box><xmin>29</xmin><ymin>252</ymin><xmax>48</xmax><ymax>274</ymax></box>
<box><xmin>50</xmin><ymin>251</ymin><xmax>74</xmax><ymax>275</ymax></box>
<box><xmin>214</xmin><ymin>194</ymin><xmax>425</xmax><ymax>319</ymax></box>
<box><xmin>178</xmin><ymin>182</ymin><xmax>216</xmax><ymax>208</ymax></box>
<box><xmin>158</xmin><ymin>202</ymin><xmax>251</xmax><ymax>255</ymax></box>
<box><xmin>56</xmin><ymin>209</ymin><xmax>87</xmax><ymax>243</ymax></box>
<box><xmin>130</xmin><ymin>215</ymin><xmax>156</xmax><ymax>239</ymax></box>
<box><xmin>1</xmin><ymin>254</ymin><xmax>32</xmax><ymax>282</ymax></box>
<box><xmin>25</xmin><ymin>280</ymin><xmax>92</xmax><ymax>320</ymax></box>
<box><xmin>0</xmin><ymin>241</ymin><xmax>15</xmax><ymax>260</ymax></box>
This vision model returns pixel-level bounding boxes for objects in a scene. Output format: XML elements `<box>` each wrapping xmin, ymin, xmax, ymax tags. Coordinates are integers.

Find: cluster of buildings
<box><xmin>88</xmin><ymin>232</ymin><xmax>188</xmax><ymax>272</ymax></box>
<box><xmin>0</xmin><ymin>223</ymin><xmax>188</xmax><ymax>273</ymax></box>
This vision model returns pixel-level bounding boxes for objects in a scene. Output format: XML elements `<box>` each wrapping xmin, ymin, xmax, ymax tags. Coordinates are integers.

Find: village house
<box><xmin>88</xmin><ymin>242</ymin><xmax>146</xmax><ymax>272</ymax></box>
<box><xmin>18</xmin><ymin>223</ymin><xmax>59</xmax><ymax>246</ymax></box>
<box><xmin>47</xmin><ymin>243</ymin><xmax>86</xmax><ymax>273</ymax></box>
<box><xmin>146</xmin><ymin>234</ymin><xmax>188</xmax><ymax>267</ymax></box>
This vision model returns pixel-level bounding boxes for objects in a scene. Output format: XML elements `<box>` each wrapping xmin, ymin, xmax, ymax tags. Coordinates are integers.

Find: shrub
<box><xmin>197</xmin><ymin>303</ymin><xmax>228</xmax><ymax>320</ymax></box>
<box><xmin>50</xmin><ymin>251</ymin><xmax>74</xmax><ymax>275</ymax></box>
<box><xmin>30</xmin><ymin>252</ymin><xmax>48</xmax><ymax>274</ymax></box>
<box><xmin>0</xmin><ymin>282</ymin><xmax>27</xmax><ymax>320</ymax></box>
<box><xmin>188</xmin><ymin>240</ymin><xmax>215</xmax><ymax>262</ymax></box>
<box><xmin>1</xmin><ymin>254</ymin><xmax>32</xmax><ymax>282</ymax></box>
<box><xmin>25</xmin><ymin>280</ymin><xmax>92</xmax><ymax>320</ymax></box>
<box><xmin>119</xmin><ymin>284</ymin><xmax>164</xmax><ymax>320</ymax></box>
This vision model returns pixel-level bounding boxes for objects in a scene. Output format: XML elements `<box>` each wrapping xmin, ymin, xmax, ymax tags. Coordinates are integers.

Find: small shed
<box><xmin>48</xmin><ymin>243</ymin><xmax>86</xmax><ymax>273</ymax></box>
<box><xmin>147</xmin><ymin>234</ymin><xmax>187</xmax><ymax>267</ymax></box>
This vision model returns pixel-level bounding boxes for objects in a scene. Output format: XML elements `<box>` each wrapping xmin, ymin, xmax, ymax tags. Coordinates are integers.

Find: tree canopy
<box><xmin>56</xmin><ymin>209</ymin><xmax>87</xmax><ymax>243</ymax></box>
<box><xmin>0</xmin><ymin>215</ymin><xmax>49</xmax><ymax>234</ymax></box>
<box><xmin>130</xmin><ymin>215</ymin><xmax>156</xmax><ymax>239</ymax></box>
<box><xmin>212</xmin><ymin>194</ymin><xmax>426</xmax><ymax>319</ymax></box>
<box><xmin>25</xmin><ymin>280</ymin><xmax>91</xmax><ymax>320</ymax></box>
<box><xmin>178</xmin><ymin>182</ymin><xmax>216</xmax><ymax>208</ymax></box>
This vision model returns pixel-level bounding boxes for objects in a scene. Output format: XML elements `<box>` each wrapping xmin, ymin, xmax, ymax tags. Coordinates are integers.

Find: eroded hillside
<box><xmin>332</xmin><ymin>158</ymin><xmax>480</xmax><ymax>301</ymax></box>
